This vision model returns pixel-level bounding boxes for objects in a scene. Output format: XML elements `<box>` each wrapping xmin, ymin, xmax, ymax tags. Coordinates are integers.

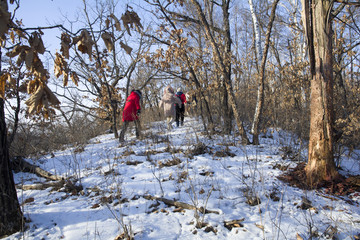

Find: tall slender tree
<box><xmin>249</xmin><ymin>0</ymin><xmax>280</xmax><ymax>145</ymax></box>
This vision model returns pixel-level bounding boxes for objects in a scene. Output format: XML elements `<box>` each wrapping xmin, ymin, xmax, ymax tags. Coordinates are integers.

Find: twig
<box><xmin>143</xmin><ymin>195</ymin><xmax>220</xmax><ymax>214</ymax></box>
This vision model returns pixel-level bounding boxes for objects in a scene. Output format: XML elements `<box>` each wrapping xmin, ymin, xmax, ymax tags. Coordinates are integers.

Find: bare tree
<box><xmin>54</xmin><ymin>0</ymin><xmax>145</xmax><ymax>138</ymax></box>
<box><xmin>248</xmin><ymin>0</ymin><xmax>280</xmax><ymax>145</ymax></box>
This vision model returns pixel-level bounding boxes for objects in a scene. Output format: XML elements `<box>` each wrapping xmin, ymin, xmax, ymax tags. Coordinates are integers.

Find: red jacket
<box><xmin>122</xmin><ymin>91</ymin><xmax>141</xmax><ymax>121</ymax></box>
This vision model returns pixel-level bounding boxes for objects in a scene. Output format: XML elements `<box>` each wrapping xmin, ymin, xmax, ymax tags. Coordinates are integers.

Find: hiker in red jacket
<box><xmin>175</xmin><ymin>88</ymin><xmax>187</xmax><ymax>127</ymax></box>
<box><xmin>119</xmin><ymin>89</ymin><xmax>142</xmax><ymax>142</ymax></box>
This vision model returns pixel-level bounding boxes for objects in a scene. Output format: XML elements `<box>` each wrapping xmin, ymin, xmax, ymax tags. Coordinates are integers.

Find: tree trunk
<box><xmin>0</xmin><ymin>99</ymin><xmax>23</xmax><ymax>237</ymax></box>
<box><xmin>248</xmin><ymin>0</ymin><xmax>262</xmax><ymax>70</ymax></box>
<box><xmin>251</xmin><ymin>0</ymin><xmax>280</xmax><ymax>145</ymax></box>
<box><xmin>302</xmin><ymin>0</ymin><xmax>338</xmax><ymax>186</ymax></box>
<box><xmin>222</xmin><ymin>83</ymin><xmax>232</xmax><ymax>134</ymax></box>
<box><xmin>111</xmin><ymin>101</ymin><xmax>119</xmax><ymax>138</ymax></box>
<box><xmin>222</xmin><ymin>1</ymin><xmax>234</xmax><ymax>135</ymax></box>
<box><xmin>190</xmin><ymin>0</ymin><xmax>250</xmax><ymax>144</ymax></box>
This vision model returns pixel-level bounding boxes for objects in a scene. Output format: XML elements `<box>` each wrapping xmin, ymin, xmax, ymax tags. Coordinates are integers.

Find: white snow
<box><xmin>6</xmin><ymin>118</ymin><xmax>360</xmax><ymax>240</ymax></box>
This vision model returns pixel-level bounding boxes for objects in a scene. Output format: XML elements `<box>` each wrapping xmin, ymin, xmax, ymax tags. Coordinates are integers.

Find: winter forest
<box><xmin>1</xmin><ymin>0</ymin><xmax>360</xmax><ymax>239</ymax></box>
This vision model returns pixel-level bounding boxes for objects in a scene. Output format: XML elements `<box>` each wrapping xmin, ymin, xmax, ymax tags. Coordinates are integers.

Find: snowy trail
<box><xmin>7</xmin><ymin>118</ymin><xmax>360</xmax><ymax>240</ymax></box>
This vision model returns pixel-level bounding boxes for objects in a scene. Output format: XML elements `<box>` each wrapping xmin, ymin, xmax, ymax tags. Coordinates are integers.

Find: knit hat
<box><xmin>134</xmin><ymin>90</ymin><xmax>142</xmax><ymax>98</ymax></box>
<box><xmin>177</xmin><ymin>88</ymin><xmax>181</xmax><ymax>92</ymax></box>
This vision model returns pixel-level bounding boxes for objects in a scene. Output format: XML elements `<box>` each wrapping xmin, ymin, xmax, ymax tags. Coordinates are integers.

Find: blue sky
<box><xmin>13</xmin><ymin>0</ymin><xmax>83</xmax><ymax>26</ymax></box>
<box><xmin>10</xmin><ymin>0</ymin><xmax>84</xmax><ymax>52</ymax></box>
<box><xmin>9</xmin><ymin>0</ymin><xmax>144</xmax><ymax>53</ymax></box>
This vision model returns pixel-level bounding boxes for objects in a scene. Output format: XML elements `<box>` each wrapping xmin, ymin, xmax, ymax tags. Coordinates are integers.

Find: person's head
<box><xmin>166</xmin><ymin>85</ymin><xmax>174</xmax><ymax>93</ymax></box>
<box><xmin>132</xmin><ymin>89</ymin><xmax>142</xmax><ymax>98</ymax></box>
<box><xmin>177</xmin><ymin>88</ymin><xmax>182</xmax><ymax>93</ymax></box>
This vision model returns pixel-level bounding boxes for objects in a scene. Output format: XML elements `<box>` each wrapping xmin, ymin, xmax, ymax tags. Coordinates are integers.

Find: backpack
<box><xmin>175</xmin><ymin>92</ymin><xmax>183</xmax><ymax>106</ymax></box>
<box><xmin>176</xmin><ymin>92</ymin><xmax>183</xmax><ymax>101</ymax></box>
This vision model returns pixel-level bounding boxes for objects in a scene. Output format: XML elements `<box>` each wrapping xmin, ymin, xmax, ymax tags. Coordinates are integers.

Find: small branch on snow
<box><xmin>16</xmin><ymin>180</ymin><xmax>65</xmax><ymax>191</ymax></box>
<box><xmin>143</xmin><ymin>195</ymin><xmax>220</xmax><ymax>214</ymax></box>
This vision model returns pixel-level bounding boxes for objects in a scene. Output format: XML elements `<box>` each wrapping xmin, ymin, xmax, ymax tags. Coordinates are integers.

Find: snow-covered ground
<box><xmin>6</xmin><ymin>117</ymin><xmax>360</xmax><ymax>239</ymax></box>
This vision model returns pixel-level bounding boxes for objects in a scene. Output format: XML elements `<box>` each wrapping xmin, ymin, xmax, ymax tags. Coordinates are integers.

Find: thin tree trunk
<box><xmin>222</xmin><ymin>1</ymin><xmax>233</xmax><ymax>135</ymax></box>
<box><xmin>222</xmin><ymin>83</ymin><xmax>232</xmax><ymax>134</ymax></box>
<box><xmin>111</xmin><ymin>101</ymin><xmax>118</xmax><ymax>138</ymax></box>
<box><xmin>190</xmin><ymin>0</ymin><xmax>249</xmax><ymax>144</ymax></box>
<box><xmin>302</xmin><ymin>0</ymin><xmax>338</xmax><ymax>185</ymax></box>
<box><xmin>0</xmin><ymin>99</ymin><xmax>23</xmax><ymax>237</ymax></box>
<box><xmin>251</xmin><ymin>0</ymin><xmax>280</xmax><ymax>145</ymax></box>
<box><xmin>248</xmin><ymin>0</ymin><xmax>262</xmax><ymax>70</ymax></box>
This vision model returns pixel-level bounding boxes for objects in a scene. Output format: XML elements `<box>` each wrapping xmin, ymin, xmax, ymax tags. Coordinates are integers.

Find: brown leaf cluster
<box><xmin>24</xmin><ymin>84</ymin><xmax>60</xmax><ymax>118</ymax></box>
<box><xmin>60</xmin><ymin>33</ymin><xmax>71</xmax><ymax>59</ymax></box>
<box><xmin>54</xmin><ymin>52</ymin><xmax>69</xmax><ymax>86</ymax></box>
<box><xmin>73</xmin><ymin>30</ymin><xmax>94</xmax><ymax>59</ymax></box>
<box><xmin>5</xmin><ymin>28</ymin><xmax>62</xmax><ymax>118</ymax></box>
<box><xmin>101</xmin><ymin>32</ymin><xmax>113</xmax><ymax>52</ymax></box>
<box><xmin>120</xmin><ymin>41</ymin><xmax>132</xmax><ymax>55</ymax></box>
<box><xmin>121</xmin><ymin>10</ymin><xmax>143</xmax><ymax>36</ymax></box>
<box><xmin>108</xmin><ymin>14</ymin><xmax>121</xmax><ymax>31</ymax></box>
<box><xmin>54</xmin><ymin>52</ymin><xmax>79</xmax><ymax>87</ymax></box>
<box><xmin>29</xmin><ymin>32</ymin><xmax>45</xmax><ymax>54</ymax></box>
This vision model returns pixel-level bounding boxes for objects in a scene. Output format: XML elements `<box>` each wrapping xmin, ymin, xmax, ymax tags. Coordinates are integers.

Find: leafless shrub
<box><xmin>9</xmin><ymin>114</ymin><xmax>107</xmax><ymax>159</ymax></box>
<box><xmin>187</xmin><ymin>142</ymin><xmax>209</xmax><ymax>157</ymax></box>
<box><xmin>158</xmin><ymin>157</ymin><xmax>181</xmax><ymax>168</ymax></box>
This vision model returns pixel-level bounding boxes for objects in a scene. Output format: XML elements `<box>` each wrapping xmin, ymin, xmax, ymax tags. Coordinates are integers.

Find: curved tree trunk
<box><xmin>302</xmin><ymin>0</ymin><xmax>338</xmax><ymax>186</ymax></box>
<box><xmin>0</xmin><ymin>99</ymin><xmax>23</xmax><ymax>237</ymax></box>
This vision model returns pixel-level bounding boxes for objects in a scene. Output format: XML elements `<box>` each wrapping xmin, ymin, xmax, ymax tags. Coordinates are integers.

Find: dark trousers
<box><xmin>175</xmin><ymin>104</ymin><xmax>185</xmax><ymax>126</ymax></box>
<box><xmin>119</xmin><ymin>119</ymin><xmax>141</xmax><ymax>142</ymax></box>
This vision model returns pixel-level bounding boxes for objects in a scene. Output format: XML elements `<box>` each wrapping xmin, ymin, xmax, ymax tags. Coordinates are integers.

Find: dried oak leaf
<box><xmin>9</xmin><ymin>45</ymin><xmax>45</xmax><ymax>76</ymax></box>
<box><xmin>105</xmin><ymin>18</ymin><xmax>110</xmax><ymax>28</ymax></box>
<box><xmin>29</xmin><ymin>32</ymin><xmax>45</xmax><ymax>54</ymax></box>
<box><xmin>121</xmin><ymin>10</ymin><xmax>142</xmax><ymax>36</ymax></box>
<box><xmin>27</xmin><ymin>79</ymin><xmax>39</xmax><ymax>94</ymax></box>
<box><xmin>6</xmin><ymin>45</ymin><xmax>30</xmax><ymax>58</ymax></box>
<box><xmin>70</xmin><ymin>71</ymin><xmax>79</xmax><ymax>86</ymax></box>
<box><xmin>60</xmin><ymin>32</ymin><xmax>71</xmax><ymax>59</ymax></box>
<box><xmin>31</xmin><ymin>53</ymin><xmax>47</xmax><ymax>77</ymax></box>
<box><xmin>73</xmin><ymin>30</ymin><xmax>94</xmax><ymax>59</ymax></box>
<box><xmin>109</xmin><ymin>14</ymin><xmax>121</xmax><ymax>31</ymax></box>
<box><xmin>120</xmin><ymin>41</ymin><xmax>132</xmax><ymax>55</ymax></box>
<box><xmin>25</xmin><ymin>84</ymin><xmax>60</xmax><ymax>115</ymax></box>
<box><xmin>101</xmin><ymin>32</ymin><xmax>113</xmax><ymax>52</ymax></box>
<box><xmin>0</xmin><ymin>72</ymin><xmax>10</xmax><ymax>99</ymax></box>
<box><xmin>54</xmin><ymin>52</ymin><xmax>69</xmax><ymax>86</ymax></box>
<box><xmin>25</xmin><ymin>48</ymin><xmax>35</xmax><ymax>69</ymax></box>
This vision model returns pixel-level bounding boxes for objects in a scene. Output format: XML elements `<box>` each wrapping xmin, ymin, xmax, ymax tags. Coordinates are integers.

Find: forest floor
<box><xmin>6</xmin><ymin>117</ymin><xmax>360</xmax><ymax>240</ymax></box>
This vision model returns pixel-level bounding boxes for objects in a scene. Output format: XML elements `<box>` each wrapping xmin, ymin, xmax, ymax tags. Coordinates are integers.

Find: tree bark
<box><xmin>302</xmin><ymin>0</ymin><xmax>339</xmax><ymax>186</ymax></box>
<box><xmin>248</xmin><ymin>0</ymin><xmax>262</xmax><ymax>70</ymax></box>
<box><xmin>0</xmin><ymin>99</ymin><xmax>23</xmax><ymax>237</ymax></box>
<box><xmin>222</xmin><ymin>1</ymin><xmax>234</xmax><ymax>135</ymax></box>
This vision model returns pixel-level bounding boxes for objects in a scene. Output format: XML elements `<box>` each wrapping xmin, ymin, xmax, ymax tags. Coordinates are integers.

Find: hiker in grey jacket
<box><xmin>159</xmin><ymin>85</ymin><xmax>182</xmax><ymax>129</ymax></box>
